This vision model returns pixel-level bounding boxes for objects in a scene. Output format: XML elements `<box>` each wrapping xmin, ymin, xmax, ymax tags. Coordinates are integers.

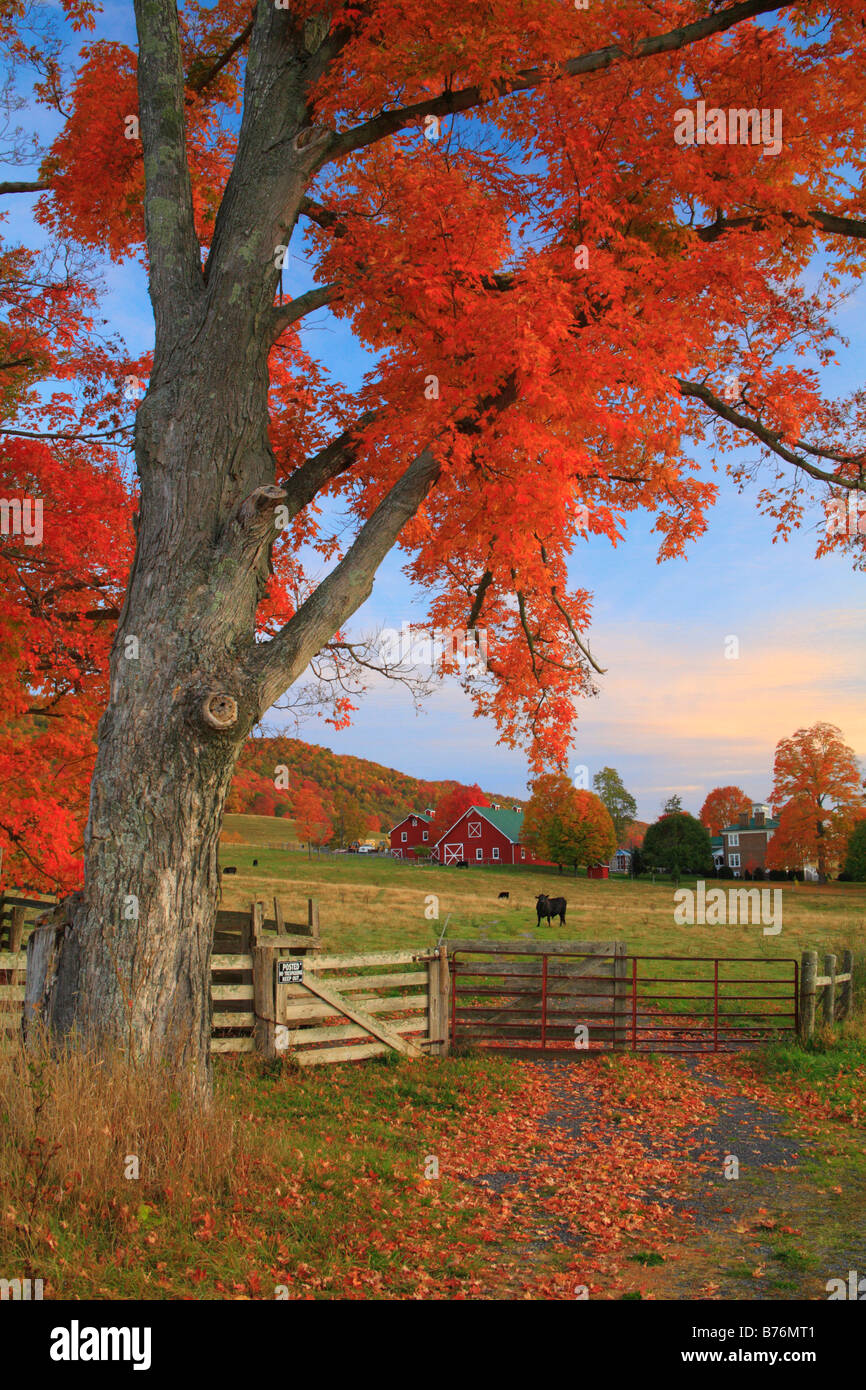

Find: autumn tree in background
<box><xmin>770</xmin><ymin>723</ymin><xmax>864</xmax><ymax>881</ymax></box>
<box><xmin>3</xmin><ymin>0</ymin><xmax>866</xmax><ymax>1086</ymax></box>
<box><xmin>843</xmin><ymin>821</ymin><xmax>866</xmax><ymax>881</ymax></box>
<box><xmin>591</xmin><ymin>767</ymin><xmax>637</xmax><ymax>847</ymax></box>
<box><xmin>699</xmin><ymin>785</ymin><xmax>751</xmax><ymax>836</ymax></box>
<box><xmin>330</xmin><ymin>790</ymin><xmax>366</xmax><ymax>847</ymax></box>
<box><xmin>290</xmin><ymin>779</ymin><xmax>333</xmax><ymax>856</ymax></box>
<box><xmin>523</xmin><ymin>773</ymin><xmax>615</xmax><ymax>874</ymax></box>
<box><xmin>643</xmin><ymin>811</ymin><xmax>713</xmax><ymax>882</ymax></box>
<box><xmin>428</xmin><ymin>784</ymin><xmax>488</xmax><ymax>850</ymax></box>
<box><xmin>766</xmin><ymin>795</ymin><xmax>866</xmax><ymax>875</ymax></box>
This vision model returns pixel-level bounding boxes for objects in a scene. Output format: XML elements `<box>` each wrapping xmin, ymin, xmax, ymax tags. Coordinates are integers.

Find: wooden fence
<box><xmin>1</xmin><ymin>898</ymin><xmax>449</xmax><ymax>1066</ymax></box>
<box><xmin>799</xmin><ymin>949</ymin><xmax>855</xmax><ymax>1042</ymax></box>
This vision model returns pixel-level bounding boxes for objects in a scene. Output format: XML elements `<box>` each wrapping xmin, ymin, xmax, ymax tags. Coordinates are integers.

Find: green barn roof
<box><xmin>470</xmin><ymin>805</ymin><xmax>524</xmax><ymax>842</ymax></box>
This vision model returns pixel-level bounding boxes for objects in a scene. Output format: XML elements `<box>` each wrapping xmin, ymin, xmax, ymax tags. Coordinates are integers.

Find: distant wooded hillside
<box><xmin>225</xmin><ymin>736</ymin><xmax>525</xmax><ymax>830</ymax></box>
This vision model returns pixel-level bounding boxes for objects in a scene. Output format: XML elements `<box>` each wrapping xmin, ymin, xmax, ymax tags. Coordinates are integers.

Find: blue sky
<box><xmin>5</xmin><ymin>4</ymin><xmax>864</xmax><ymax>822</ymax></box>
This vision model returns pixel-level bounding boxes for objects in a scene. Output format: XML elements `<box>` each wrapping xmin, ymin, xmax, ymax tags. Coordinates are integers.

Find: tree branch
<box><xmin>279</xmin><ymin>410</ymin><xmax>378</xmax><ymax>521</ymax></box>
<box><xmin>133</xmin><ymin>0</ymin><xmax>203</xmax><ymax>330</ymax></box>
<box><xmin>467</xmin><ymin>568</ymin><xmax>494</xmax><ymax>629</ymax></box>
<box><xmin>326</xmin><ymin>0</ymin><xmax>787</xmax><ymax>163</ymax></box>
<box><xmin>252</xmin><ymin>442</ymin><xmax>442</xmax><ymax>713</ymax></box>
<box><xmin>271</xmin><ymin>282</ymin><xmax>342</xmax><ymax>340</ymax></box>
<box><xmin>0</xmin><ymin>180</ymin><xmax>51</xmax><ymax>197</ymax></box>
<box><xmin>697</xmin><ymin>208</ymin><xmax>866</xmax><ymax>242</ymax></box>
<box><xmin>677</xmin><ymin>377</ymin><xmax>866</xmax><ymax>487</ymax></box>
<box><xmin>251</xmin><ymin>374</ymin><xmax>519</xmax><ymax>711</ymax></box>
<box><xmin>186</xmin><ymin>15</ymin><xmax>255</xmax><ymax>95</ymax></box>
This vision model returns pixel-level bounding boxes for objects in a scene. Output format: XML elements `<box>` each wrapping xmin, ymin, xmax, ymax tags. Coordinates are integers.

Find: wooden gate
<box><xmin>272</xmin><ymin>949</ymin><xmax>449</xmax><ymax>1066</ymax></box>
<box><xmin>449</xmin><ymin>940</ymin><xmax>628</xmax><ymax>1054</ymax></box>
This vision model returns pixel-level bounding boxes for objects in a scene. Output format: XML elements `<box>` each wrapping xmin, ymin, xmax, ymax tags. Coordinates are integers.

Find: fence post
<box><xmin>9</xmin><ymin>906</ymin><xmax>24</xmax><ymax>955</ymax></box>
<box><xmin>823</xmin><ymin>953</ymin><xmax>837</xmax><ymax>1028</ymax></box>
<box><xmin>613</xmin><ymin>946</ymin><xmax>627</xmax><ymax>1051</ymax></box>
<box><xmin>839</xmin><ymin>950</ymin><xmax>854</xmax><ymax>1022</ymax></box>
<box><xmin>427</xmin><ymin>952</ymin><xmax>441</xmax><ymax>1056</ymax></box>
<box><xmin>251</xmin><ymin>901</ymin><xmax>276</xmax><ymax>1059</ymax></box>
<box><xmin>438</xmin><ymin>946</ymin><xmax>451</xmax><ymax>1056</ymax></box>
<box><xmin>9</xmin><ymin>906</ymin><xmax>25</xmax><ymax>992</ymax></box>
<box><xmin>307</xmin><ymin>898</ymin><xmax>321</xmax><ymax>947</ymax></box>
<box><xmin>800</xmin><ymin>950</ymin><xmax>817</xmax><ymax>1043</ymax></box>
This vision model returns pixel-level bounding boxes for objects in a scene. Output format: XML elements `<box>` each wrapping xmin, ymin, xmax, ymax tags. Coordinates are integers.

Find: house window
<box><xmin>728</xmin><ymin>833</ymin><xmax>739</xmax><ymax>847</ymax></box>
<box><xmin>729</xmin><ymin>852</ymin><xmax>740</xmax><ymax>868</ymax></box>
<box><xmin>401</xmin><ymin>831</ymin><xmax>407</xmax><ymax>842</ymax></box>
<box><xmin>468</xmin><ymin>820</ymin><xmax>482</xmax><ymax>837</ymax></box>
<box><xmin>422</xmin><ymin>831</ymin><xmax>428</xmax><ymax>842</ymax></box>
<box><xmin>476</xmin><ymin>848</ymin><xmax>484</xmax><ymax>861</ymax></box>
<box><xmin>492</xmin><ymin>846</ymin><xmax>499</xmax><ymax>860</ymax></box>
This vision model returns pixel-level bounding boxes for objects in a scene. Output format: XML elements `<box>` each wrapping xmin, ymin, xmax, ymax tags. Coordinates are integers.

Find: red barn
<box><xmin>389</xmin><ymin>809</ymin><xmax>433</xmax><ymax>858</ymax></box>
<box><xmin>432</xmin><ymin>804</ymin><xmax>547</xmax><ymax>867</ymax></box>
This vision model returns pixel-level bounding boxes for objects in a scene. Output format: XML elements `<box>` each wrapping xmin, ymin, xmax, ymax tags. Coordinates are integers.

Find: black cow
<box><xmin>223</xmin><ymin>866</ymin><xmax>237</xmax><ymax>875</ymax></box>
<box><xmin>535</xmin><ymin>893</ymin><xmax>566</xmax><ymax>928</ymax></box>
<box><xmin>498</xmin><ymin>891</ymin><xmax>510</xmax><ymax>900</ymax></box>
<box><xmin>456</xmin><ymin>859</ymin><xmax>469</xmax><ymax>869</ymax></box>
<box><xmin>252</xmin><ymin>858</ymin><xmax>258</xmax><ymax>866</ymax></box>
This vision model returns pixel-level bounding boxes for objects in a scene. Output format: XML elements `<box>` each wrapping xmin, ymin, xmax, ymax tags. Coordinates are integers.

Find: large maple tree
<box><xmin>2</xmin><ymin>0</ymin><xmax>866</xmax><ymax>1087</ymax></box>
<box><xmin>770</xmin><ymin>722</ymin><xmax>864</xmax><ymax>880</ymax></box>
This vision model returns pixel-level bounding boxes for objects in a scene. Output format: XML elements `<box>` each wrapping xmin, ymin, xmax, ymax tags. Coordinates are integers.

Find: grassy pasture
<box><xmin>219</xmin><ymin>815</ymin><xmax>866</xmax><ymax>967</ymax></box>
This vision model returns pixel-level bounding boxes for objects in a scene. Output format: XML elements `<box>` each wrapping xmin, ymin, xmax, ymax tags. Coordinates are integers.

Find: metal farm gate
<box><xmin>448</xmin><ymin>941</ymin><xmax>798</xmax><ymax>1055</ymax></box>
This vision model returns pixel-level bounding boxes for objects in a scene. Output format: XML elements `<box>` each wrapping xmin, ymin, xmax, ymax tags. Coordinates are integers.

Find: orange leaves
<box><xmin>37</xmin><ymin>43</ymin><xmax>143</xmax><ymax>262</ymax></box>
<box><xmin>523</xmin><ymin>774</ymin><xmax>617</xmax><ymax>865</ymax></box>
<box><xmin>699</xmin><ymin>786</ymin><xmax>751</xmax><ymax>837</ymax></box>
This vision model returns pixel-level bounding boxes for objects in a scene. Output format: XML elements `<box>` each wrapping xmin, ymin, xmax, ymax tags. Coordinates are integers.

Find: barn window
<box><xmin>521</xmin><ymin>849</ymin><xmax>526</xmax><ymax>860</ymax></box>
<box><xmin>491</xmin><ymin>846</ymin><xmax>499</xmax><ymax>860</ymax></box>
<box><xmin>401</xmin><ymin>831</ymin><xmax>407</xmax><ymax>842</ymax></box>
<box><xmin>422</xmin><ymin>831</ymin><xmax>428</xmax><ymax>841</ymax></box>
<box><xmin>468</xmin><ymin>820</ymin><xmax>482</xmax><ymax>837</ymax></box>
<box><xmin>476</xmin><ymin>848</ymin><xmax>483</xmax><ymax>860</ymax></box>
<box><xmin>411</xmin><ymin>818</ymin><xmax>417</xmax><ymax>826</ymax></box>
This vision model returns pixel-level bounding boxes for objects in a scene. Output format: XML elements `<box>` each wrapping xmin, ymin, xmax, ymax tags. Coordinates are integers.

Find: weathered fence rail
<box><xmin>1</xmin><ymin>898</ymin><xmax>449</xmax><ymax>1066</ymax></box>
<box><xmin>2</xmin><ymin>914</ymin><xmax>854</xmax><ymax>1064</ymax></box>
<box><xmin>798</xmin><ymin>948</ymin><xmax>854</xmax><ymax>1042</ymax></box>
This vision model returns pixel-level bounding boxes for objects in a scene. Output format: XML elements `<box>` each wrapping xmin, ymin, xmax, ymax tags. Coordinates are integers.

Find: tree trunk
<box><xmin>30</xmin><ymin>320</ymin><xmax>280</xmax><ymax>1094</ymax></box>
<box><xmin>816</xmin><ymin>818</ymin><xmax>827</xmax><ymax>883</ymax></box>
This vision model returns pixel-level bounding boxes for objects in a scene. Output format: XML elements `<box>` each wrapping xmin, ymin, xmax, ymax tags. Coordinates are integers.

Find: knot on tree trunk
<box><xmin>292</xmin><ymin>124</ymin><xmax>332</xmax><ymax>154</ymax></box>
<box><xmin>201</xmin><ymin>692</ymin><xmax>239</xmax><ymax>730</ymax></box>
<box><xmin>236</xmin><ymin>484</ymin><xmax>288</xmax><ymax>528</ymax></box>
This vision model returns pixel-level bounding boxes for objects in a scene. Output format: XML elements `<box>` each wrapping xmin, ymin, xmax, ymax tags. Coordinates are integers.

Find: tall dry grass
<box><xmin>0</xmin><ymin>1030</ymin><xmax>238</xmax><ymax>1242</ymax></box>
